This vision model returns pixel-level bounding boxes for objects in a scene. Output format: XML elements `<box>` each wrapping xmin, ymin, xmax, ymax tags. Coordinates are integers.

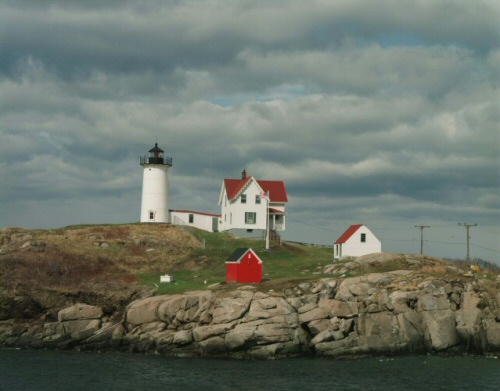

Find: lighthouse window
<box><xmin>245</xmin><ymin>212</ymin><xmax>256</xmax><ymax>224</ymax></box>
<box><xmin>149</xmin><ymin>211</ymin><xmax>155</xmax><ymax>220</ymax></box>
<box><xmin>189</xmin><ymin>214</ymin><xmax>194</xmax><ymax>223</ymax></box>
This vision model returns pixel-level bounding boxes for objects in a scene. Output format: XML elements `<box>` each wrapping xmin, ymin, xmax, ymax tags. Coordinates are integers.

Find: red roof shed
<box><xmin>225</xmin><ymin>248</ymin><xmax>263</xmax><ymax>283</ymax></box>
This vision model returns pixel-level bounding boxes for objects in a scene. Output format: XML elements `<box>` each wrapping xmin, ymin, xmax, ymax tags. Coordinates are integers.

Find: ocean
<box><xmin>1</xmin><ymin>349</ymin><xmax>499</xmax><ymax>391</ymax></box>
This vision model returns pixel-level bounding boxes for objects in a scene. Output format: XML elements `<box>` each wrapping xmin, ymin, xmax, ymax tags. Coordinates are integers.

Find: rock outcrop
<box><xmin>2</xmin><ymin>269</ymin><xmax>499</xmax><ymax>359</ymax></box>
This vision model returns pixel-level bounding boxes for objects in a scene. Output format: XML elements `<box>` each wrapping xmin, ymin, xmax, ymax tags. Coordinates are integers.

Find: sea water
<box><xmin>1</xmin><ymin>349</ymin><xmax>499</xmax><ymax>391</ymax></box>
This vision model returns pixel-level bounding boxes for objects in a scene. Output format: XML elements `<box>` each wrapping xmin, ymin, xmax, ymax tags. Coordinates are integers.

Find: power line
<box><xmin>379</xmin><ymin>238</ymin><xmax>416</xmax><ymax>242</ymax></box>
<box><xmin>458</xmin><ymin>222</ymin><xmax>477</xmax><ymax>266</ymax></box>
<box><xmin>286</xmin><ymin>220</ymin><xmax>498</xmax><ymax>259</ymax></box>
<box><xmin>414</xmin><ymin>225</ymin><xmax>430</xmax><ymax>255</ymax></box>
<box><xmin>286</xmin><ymin>217</ymin><xmax>337</xmax><ymax>233</ymax></box>
<box><xmin>472</xmin><ymin>244</ymin><xmax>500</xmax><ymax>254</ymax></box>
<box><xmin>426</xmin><ymin>239</ymin><xmax>463</xmax><ymax>245</ymax></box>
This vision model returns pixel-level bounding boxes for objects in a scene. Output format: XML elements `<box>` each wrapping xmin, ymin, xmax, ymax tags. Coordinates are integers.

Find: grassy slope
<box><xmin>0</xmin><ymin>224</ymin><xmax>334</xmax><ymax>296</ymax></box>
<box><xmin>3</xmin><ymin>223</ymin><xmax>495</xmax><ymax>299</ymax></box>
<box><xmin>137</xmin><ymin>229</ymin><xmax>334</xmax><ymax>294</ymax></box>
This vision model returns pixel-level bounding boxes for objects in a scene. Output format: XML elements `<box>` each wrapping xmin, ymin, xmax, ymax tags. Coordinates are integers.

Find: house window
<box><xmin>245</xmin><ymin>212</ymin><xmax>256</xmax><ymax>224</ymax></box>
<box><xmin>241</xmin><ymin>194</ymin><xmax>247</xmax><ymax>204</ymax></box>
<box><xmin>149</xmin><ymin>211</ymin><xmax>154</xmax><ymax>220</ymax></box>
<box><xmin>189</xmin><ymin>214</ymin><xmax>194</xmax><ymax>223</ymax></box>
<box><xmin>361</xmin><ymin>233</ymin><xmax>366</xmax><ymax>243</ymax></box>
<box><xmin>255</xmin><ymin>195</ymin><xmax>261</xmax><ymax>204</ymax></box>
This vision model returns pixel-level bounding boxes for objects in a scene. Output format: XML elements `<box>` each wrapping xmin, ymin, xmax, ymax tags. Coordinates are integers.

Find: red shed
<box><xmin>225</xmin><ymin>248</ymin><xmax>263</xmax><ymax>283</ymax></box>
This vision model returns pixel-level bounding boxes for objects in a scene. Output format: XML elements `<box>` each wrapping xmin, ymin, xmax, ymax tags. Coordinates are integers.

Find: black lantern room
<box><xmin>140</xmin><ymin>143</ymin><xmax>172</xmax><ymax>166</ymax></box>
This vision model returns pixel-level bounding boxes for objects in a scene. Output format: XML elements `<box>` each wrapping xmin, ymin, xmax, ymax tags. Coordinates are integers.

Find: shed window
<box><xmin>245</xmin><ymin>212</ymin><xmax>256</xmax><ymax>224</ymax></box>
<box><xmin>361</xmin><ymin>233</ymin><xmax>366</xmax><ymax>243</ymax></box>
<box><xmin>241</xmin><ymin>194</ymin><xmax>247</xmax><ymax>204</ymax></box>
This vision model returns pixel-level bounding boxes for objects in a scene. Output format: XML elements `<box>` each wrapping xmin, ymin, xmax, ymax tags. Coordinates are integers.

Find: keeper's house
<box><xmin>218</xmin><ymin>170</ymin><xmax>288</xmax><ymax>238</ymax></box>
<box><xmin>334</xmin><ymin>224</ymin><xmax>382</xmax><ymax>259</ymax></box>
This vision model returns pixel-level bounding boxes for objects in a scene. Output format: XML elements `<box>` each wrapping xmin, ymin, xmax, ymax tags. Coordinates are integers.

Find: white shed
<box><xmin>334</xmin><ymin>224</ymin><xmax>382</xmax><ymax>259</ymax></box>
<box><xmin>170</xmin><ymin>210</ymin><xmax>221</xmax><ymax>232</ymax></box>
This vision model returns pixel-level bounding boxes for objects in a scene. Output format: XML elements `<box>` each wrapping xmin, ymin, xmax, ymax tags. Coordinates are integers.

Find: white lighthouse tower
<box><xmin>140</xmin><ymin>143</ymin><xmax>172</xmax><ymax>223</ymax></box>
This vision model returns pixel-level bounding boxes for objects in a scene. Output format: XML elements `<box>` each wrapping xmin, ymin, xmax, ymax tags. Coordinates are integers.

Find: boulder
<box><xmin>456</xmin><ymin>291</ymin><xmax>482</xmax><ymax>340</ymax></box>
<box><xmin>62</xmin><ymin>319</ymin><xmax>101</xmax><ymax>335</ymax></box>
<box><xmin>158</xmin><ymin>291</ymin><xmax>213</xmax><ymax>324</ymax></box>
<box><xmin>192</xmin><ymin>323</ymin><xmax>234</xmax><ymax>342</ymax></box>
<box><xmin>334</xmin><ymin>273</ymin><xmax>398</xmax><ymax>302</ymax></box>
<box><xmin>319</xmin><ymin>299</ymin><xmax>358</xmax><ymax>318</ymax></box>
<box><xmin>246</xmin><ymin>295</ymin><xmax>295</xmax><ymax>322</ymax></box>
<box><xmin>212</xmin><ymin>291</ymin><xmax>253</xmax><ymax>324</ymax></box>
<box><xmin>43</xmin><ymin>321</ymin><xmax>64</xmax><ymax>337</ymax></box>
<box><xmin>225</xmin><ymin>327</ymin><xmax>255</xmax><ymax>350</ymax></box>
<box><xmin>126</xmin><ymin>296</ymin><xmax>169</xmax><ymax>326</ymax></box>
<box><xmin>199</xmin><ymin>336</ymin><xmax>227</xmax><ymax>354</ymax></box>
<box><xmin>58</xmin><ymin>304</ymin><xmax>102</xmax><ymax>322</ymax></box>
<box><xmin>484</xmin><ymin>322</ymin><xmax>500</xmax><ymax>351</ymax></box>
<box><xmin>254</xmin><ymin>323</ymin><xmax>296</xmax><ymax>344</ymax></box>
<box><xmin>416</xmin><ymin>292</ymin><xmax>450</xmax><ymax>312</ymax></box>
<box><xmin>307</xmin><ymin>319</ymin><xmax>331</xmax><ymax>335</ymax></box>
<box><xmin>389</xmin><ymin>290</ymin><xmax>418</xmax><ymax>313</ymax></box>
<box><xmin>173</xmin><ymin>330</ymin><xmax>193</xmax><ymax>346</ymax></box>
<box><xmin>421</xmin><ymin>309</ymin><xmax>460</xmax><ymax>351</ymax></box>
<box><xmin>396</xmin><ymin>311</ymin><xmax>424</xmax><ymax>348</ymax></box>
<box><xmin>298</xmin><ymin>307</ymin><xmax>328</xmax><ymax>324</ymax></box>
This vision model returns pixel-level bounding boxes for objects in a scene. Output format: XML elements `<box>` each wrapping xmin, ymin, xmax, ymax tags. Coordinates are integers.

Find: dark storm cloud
<box><xmin>1</xmin><ymin>0</ymin><xmax>498</xmax><ymax>261</ymax></box>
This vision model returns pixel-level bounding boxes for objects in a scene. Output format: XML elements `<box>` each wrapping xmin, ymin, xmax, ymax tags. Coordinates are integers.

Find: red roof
<box><xmin>335</xmin><ymin>224</ymin><xmax>363</xmax><ymax>244</ymax></box>
<box><xmin>223</xmin><ymin>177</ymin><xmax>288</xmax><ymax>203</ymax></box>
<box><xmin>257</xmin><ymin>180</ymin><xmax>288</xmax><ymax>202</ymax></box>
<box><xmin>224</xmin><ymin>177</ymin><xmax>253</xmax><ymax>200</ymax></box>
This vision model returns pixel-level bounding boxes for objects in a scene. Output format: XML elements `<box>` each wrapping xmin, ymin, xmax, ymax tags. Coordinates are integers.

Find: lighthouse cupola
<box><xmin>140</xmin><ymin>143</ymin><xmax>172</xmax><ymax>166</ymax></box>
<box><xmin>139</xmin><ymin>143</ymin><xmax>172</xmax><ymax>223</ymax></box>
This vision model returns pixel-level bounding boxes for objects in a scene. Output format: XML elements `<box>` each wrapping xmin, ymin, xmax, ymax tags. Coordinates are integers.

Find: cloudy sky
<box><xmin>1</xmin><ymin>0</ymin><xmax>499</xmax><ymax>263</ymax></box>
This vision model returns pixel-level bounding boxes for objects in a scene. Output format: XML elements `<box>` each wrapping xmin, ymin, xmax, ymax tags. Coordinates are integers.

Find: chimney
<box><xmin>242</xmin><ymin>169</ymin><xmax>247</xmax><ymax>179</ymax></box>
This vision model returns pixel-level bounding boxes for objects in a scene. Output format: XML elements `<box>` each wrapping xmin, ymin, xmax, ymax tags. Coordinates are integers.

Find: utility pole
<box><xmin>414</xmin><ymin>225</ymin><xmax>430</xmax><ymax>255</ymax></box>
<box><xmin>458</xmin><ymin>223</ymin><xmax>477</xmax><ymax>268</ymax></box>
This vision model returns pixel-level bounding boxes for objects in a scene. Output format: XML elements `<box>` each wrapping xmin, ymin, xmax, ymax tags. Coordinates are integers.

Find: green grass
<box><xmin>136</xmin><ymin>229</ymin><xmax>334</xmax><ymax>295</ymax></box>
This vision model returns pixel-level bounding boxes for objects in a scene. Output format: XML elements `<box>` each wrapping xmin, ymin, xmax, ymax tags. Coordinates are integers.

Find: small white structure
<box><xmin>218</xmin><ymin>170</ymin><xmax>287</xmax><ymax>237</ymax></box>
<box><xmin>334</xmin><ymin>224</ymin><xmax>382</xmax><ymax>259</ymax></box>
<box><xmin>160</xmin><ymin>274</ymin><xmax>174</xmax><ymax>283</ymax></box>
<box><xmin>140</xmin><ymin>143</ymin><xmax>172</xmax><ymax>223</ymax></box>
<box><xmin>170</xmin><ymin>210</ymin><xmax>221</xmax><ymax>232</ymax></box>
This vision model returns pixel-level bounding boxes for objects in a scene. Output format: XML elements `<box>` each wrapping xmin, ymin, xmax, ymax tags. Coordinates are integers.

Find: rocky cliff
<box><xmin>1</xmin><ymin>254</ymin><xmax>499</xmax><ymax>359</ymax></box>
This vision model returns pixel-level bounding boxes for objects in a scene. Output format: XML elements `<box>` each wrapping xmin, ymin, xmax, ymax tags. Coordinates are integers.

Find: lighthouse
<box><xmin>140</xmin><ymin>143</ymin><xmax>172</xmax><ymax>223</ymax></box>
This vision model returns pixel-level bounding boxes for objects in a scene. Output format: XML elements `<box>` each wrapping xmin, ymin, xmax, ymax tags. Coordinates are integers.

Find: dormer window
<box><xmin>241</xmin><ymin>194</ymin><xmax>247</xmax><ymax>204</ymax></box>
